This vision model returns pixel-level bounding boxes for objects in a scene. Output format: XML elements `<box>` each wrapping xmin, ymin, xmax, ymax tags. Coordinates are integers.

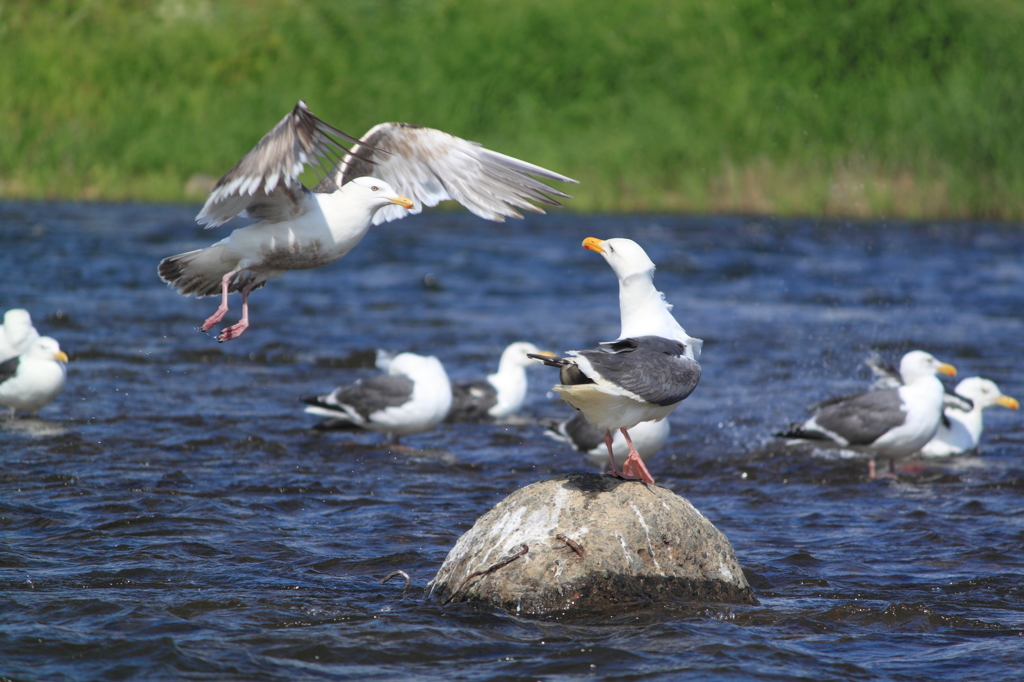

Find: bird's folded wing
<box><xmin>197</xmin><ymin>101</ymin><xmax>364</xmax><ymax>227</ymax></box>
<box><xmin>332</xmin><ymin>374</ymin><xmax>416</xmax><ymax>419</ymax></box>
<box><xmin>812</xmin><ymin>389</ymin><xmax>908</xmax><ymax>445</ymax></box>
<box><xmin>314</xmin><ymin>122</ymin><xmax>578</xmax><ymax>224</ymax></box>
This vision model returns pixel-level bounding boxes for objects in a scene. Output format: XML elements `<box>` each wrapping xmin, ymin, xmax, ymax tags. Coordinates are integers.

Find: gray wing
<box><xmin>313</xmin><ymin>122</ymin><xmax>578</xmax><ymax>225</ymax></box>
<box><xmin>578</xmin><ymin>336</ymin><xmax>701</xmax><ymax>407</ymax></box>
<box><xmin>812</xmin><ymin>389</ymin><xmax>907</xmax><ymax>445</ymax></box>
<box><xmin>330</xmin><ymin>374</ymin><xmax>416</xmax><ymax>419</ymax></box>
<box><xmin>0</xmin><ymin>356</ymin><xmax>19</xmax><ymax>385</ymax></box>
<box><xmin>196</xmin><ymin>101</ymin><xmax>365</xmax><ymax>227</ymax></box>
<box><xmin>551</xmin><ymin>412</ymin><xmax>606</xmax><ymax>452</ymax></box>
<box><xmin>446</xmin><ymin>380</ymin><xmax>498</xmax><ymax>423</ymax></box>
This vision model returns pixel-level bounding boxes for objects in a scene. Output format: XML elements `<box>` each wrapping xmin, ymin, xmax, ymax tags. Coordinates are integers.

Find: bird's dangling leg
<box><xmin>604</xmin><ymin>430</ymin><xmax>624</xmax><ymax>477</ymax></box>
<box><xmin>619</xmin><ymin>428</ymin><xmax>655</xmax><ymax>484</ymax></box>
<box><xmin>218</xmin><ymin>280</ymin><xmax>257</xmax><ymax>342</ymax></box>
<box><xmin>202</xmin><ymin>271</ymin><xmax>238</xmax><ymax>332</ymax></box>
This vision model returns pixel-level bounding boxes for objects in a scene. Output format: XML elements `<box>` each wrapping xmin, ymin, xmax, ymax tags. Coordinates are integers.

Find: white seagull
<box><xmin>777</xmin><ymin>350</ymin><xmax>957</xmax><ymax>474</ymax></box>
<box><xmin>0</xmin><ymin>336</ymin><xmax>68</xmax><ymax>417</ymax></box>
<box><xmin>0</xmin><ymin>309</ymin><xmax>40</xmax><ymax>363</ymax></box>
<box><xmin>159</xmin><ymin>101</ymin><xmax>577</xmax><ymax>342</ymax></box>
<box><xmin>446</xmin><ymin>342</ymin><xmax>554</xmax><ymax>422</ymax></box>
<box><xmin>530</xmin><ymin>238</ymin><xmax>702</xmax><ymax>484</ymax></box>
<box><xmin>920</xmin><ymin>377</ymin><xmax>1018</xmax><ymax>457</ymax></box>
<box><xmin>302</xmin><ymin>351</ymin><xmax>452</xmax><ymax>445</ymax></box>
<box><xmin>543</xmin><ymin>411</ymin><xmax>671</xmax><ymax>472</ymax></box>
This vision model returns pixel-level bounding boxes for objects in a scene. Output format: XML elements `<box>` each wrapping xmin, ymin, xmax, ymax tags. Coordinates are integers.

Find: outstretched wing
<box><xmin>314</xmin><ymin>122</ymin><xmax>578</xmax><ymax>224</ymax></box>
<box><xmin>197</xmin><ymin>101</ymin><xmax>366</xmax><ymax>228</ymax></box>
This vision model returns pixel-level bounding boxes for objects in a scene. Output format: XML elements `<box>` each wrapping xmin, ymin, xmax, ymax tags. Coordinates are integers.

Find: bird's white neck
<box><xmin>617</xmin><ymin>273</ymin><xmax>702</xmax><ymax>360</ymax></box>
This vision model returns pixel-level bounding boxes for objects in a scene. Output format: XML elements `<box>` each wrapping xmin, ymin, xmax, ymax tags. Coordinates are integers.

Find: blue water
<box><xmin>1</xmin><ymin>202</ymin><xmax>1022</xmax><ymax>680</ymax></box>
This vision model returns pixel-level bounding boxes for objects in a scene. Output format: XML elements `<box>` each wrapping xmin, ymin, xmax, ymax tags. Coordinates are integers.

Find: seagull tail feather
<box><xmin>158</xmin><ymin>245</ymin><xmax>257</xmax><ymax>298</ymax></box>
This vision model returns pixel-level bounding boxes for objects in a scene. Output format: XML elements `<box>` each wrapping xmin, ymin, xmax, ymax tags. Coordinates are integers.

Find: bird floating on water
<box><xmin>303</xmin><ymin>350</ymin><xmax>452</xmax><ymax>446</ymax></box>
<box><xmin>921</xmin><ymin>377</ymin><xmax>1018</xmax><ymax>457</ymax></box>
<box><xmin>0</xmin><ymin>336</ymin><xmax>68</xmax><ymax>417</ymax></box>
<box><xmin>446</xmin><ymin>342</ymin><xmax>554</xmax><ymax>422</ymax></box>
<box><xmin>530</xmin><ymin>237</ymin><xmax>701</xmax><ymax>484</ymax></box>
<box><xmin>159</xmin><ymin>101</ymin><xmax>577</xmax><ymax>342</ymax></box>
<box><xmin>777</xmin><ymin>350</ymin><xmax>957</xmax><ymax>476</ymax></box>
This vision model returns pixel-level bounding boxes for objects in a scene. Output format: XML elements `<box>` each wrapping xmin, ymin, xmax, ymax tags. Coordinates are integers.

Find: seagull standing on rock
<box><xmin>159</xmin><ymin>101</ymin><xmax>577</xmax><ymax>342</ymax></box>
<box><xmin>530</xmin><ymin>238</ymin><xmax>702</xmax><ymax>484</ymax></box>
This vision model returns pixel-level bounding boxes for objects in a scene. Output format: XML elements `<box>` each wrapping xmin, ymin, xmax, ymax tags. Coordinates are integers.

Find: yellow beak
<box><xmin>996</xmin><ymin>395</ymin><xmax>1019</xmax><ymax>409</ymax></box>
<box><xmin>537</xmin><ymin>351</ymin><xmax>556</xmax><ymax>358</ymax></box>
<box><xmin>582</xmin><ymin>237</ymin><xmax>605</xmax><ymax>254</ymax></box>
<box><xmin>55</xmin><ymin>351</ymin><xmax>69</xmax><ymax>363</ymax></box>
<box><xmin>937</xmin><ymin>363</ymin><xmax>957</xmax><ymax>377</ymax></box>
<box><xmin>391</xmin><ymin>195</ymin><xmax>414</xmax><ymax>209</ymax></box>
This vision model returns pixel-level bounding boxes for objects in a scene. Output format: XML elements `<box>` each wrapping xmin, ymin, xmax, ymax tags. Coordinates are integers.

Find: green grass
<box><xmin>2</xmin><ymin>0</ymin><xmax>1023</xmax><ymax>218</ymax></box>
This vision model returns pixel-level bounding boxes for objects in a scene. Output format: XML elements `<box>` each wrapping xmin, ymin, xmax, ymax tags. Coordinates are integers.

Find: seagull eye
<box><xmin>371</xmin><ymin>185</ymin><xmax>379</xmax><ymax>191</ymax></box>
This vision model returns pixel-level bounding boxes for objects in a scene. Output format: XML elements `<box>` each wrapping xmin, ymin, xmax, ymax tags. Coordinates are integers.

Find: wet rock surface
<box><xmin>430</xmin><ymin>473</ymin><xmax>757</xmax><ymax>614</ymax></box>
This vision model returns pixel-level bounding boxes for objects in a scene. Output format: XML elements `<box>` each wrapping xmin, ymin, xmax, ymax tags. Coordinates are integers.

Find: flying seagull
<box><xmin>777</xmin><ymin>350</ymin><xmax>957</xmax><ymax>475</ymax></box>
<box><xmin>159</xmin><ymin>101</ymin><xmax>577</xmax><ymax>342</ymax></box>
<box><xmin>0</xmin><ymin>336</ymin><xmax>68</xmax><ymax>417</ymax></box>
<box><xmin>530</xmin><ymin>238</ymin><xmax>701</xmax><ymax>484</ymax></box>
<box><xmin>302</xmin><ymin>351</ymin><xmax>452</xmax><ymax>446</ymax></box>
<box><xmin>446</xmin><ymin>342</ymin><xmax>554</xmax><ymax>422</ymax></box>
<box><xmin>543</xmin><ymin>411</ymin><xmax>670</xmax><ymax>472</ymax></box>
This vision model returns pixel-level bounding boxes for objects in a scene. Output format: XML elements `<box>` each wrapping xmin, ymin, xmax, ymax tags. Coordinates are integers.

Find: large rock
<box><xmin>429</xmin><ymin>473</ymin><xmax>757</xmax><ymax>614</ymax></box>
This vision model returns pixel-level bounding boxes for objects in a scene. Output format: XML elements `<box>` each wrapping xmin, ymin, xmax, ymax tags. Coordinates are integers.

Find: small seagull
<box><xmin>777</xmin><ymin>350</ymin><xmax>957</xmax><ymax>475</ymax></box>
<box><xmin>530</xmin><ymin>238</ymin><xmax>702</xmax><ymax>484</ymax></box>
<box><xmin>920</xmin><ymin>377</ymin><xmax>1018</xmax><ymax>457</ymax></box>
<box><xmin>0</xmin><ymin>336</ymin><xmax>68</xmax><ymax>417</ymax></box>
<box><xmin>159</xmin><ymin>101</ymin><xmax>577</xmax><ymax>342</ymax></box>
<box><xmin>302</xmin><ymin>351</ymin><xmax>452</xmax><ymax>446</ymax></box>
<box><xmin>446</xmin><ymin>342</ymin><xmax>554</xmax><ymax>422</ymax></box>
<box><xmin>0</xmin><ymin>309</ymin><xmax>40</xmax><ymax>363</ymax></box>
<box><xmin>543</xmin><ymin>411</ymin><xmax>670</xmax><ymax>472</ymax></box>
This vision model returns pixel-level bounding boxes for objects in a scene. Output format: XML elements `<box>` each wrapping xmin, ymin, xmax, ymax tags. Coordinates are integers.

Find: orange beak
<box><xmin>582</xmin><ymin>237</ymin><xmax>605</xmax><ymax>253</ymax></box>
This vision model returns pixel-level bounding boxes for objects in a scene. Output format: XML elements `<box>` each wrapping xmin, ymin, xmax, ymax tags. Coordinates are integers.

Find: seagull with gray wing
<box><xmin>159</xmin><ymin>101</ymin><xmax>577</xmax><ymax>341</ymax></box>
<box><xmin>777</xmin><ymin>350</ymin><xmax>957</xmax><ymax>475</ymax></box>
<box><xmin>302</xmin><ymin>351</ymin><xmax>452</xmax><ymax>446</ymax></box>
<box><xmin>530</xmin><ymin>238</ymin><xmax>702</xmax><ymax>485</ymax></box>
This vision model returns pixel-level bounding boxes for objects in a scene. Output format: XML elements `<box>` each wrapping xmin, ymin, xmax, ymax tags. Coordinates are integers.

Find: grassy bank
<box><xmin>1</xmin><ymin>0</ymin><xmax>1023</xmax><ymax>218</ymax></box>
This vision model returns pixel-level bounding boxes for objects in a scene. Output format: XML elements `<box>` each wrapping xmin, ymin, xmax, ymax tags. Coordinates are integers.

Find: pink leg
<box><xmin>619</xmin><ymin>428</ymin><xmax>655</xmax><ymax>484</ymax></box>
<box><xmin>201</xmin><ymin>272</ymin><xmax>236</xmax><ymax>332</ymax></box>
<box><xmin>218</xmin><ymin>281</ymin><xmax>256</xmax><ymax>342</ymax></box>
<box><xmin>604</xmin><ymin>430</ymin><xmax>624</xmax><ymax>477</ymax></box>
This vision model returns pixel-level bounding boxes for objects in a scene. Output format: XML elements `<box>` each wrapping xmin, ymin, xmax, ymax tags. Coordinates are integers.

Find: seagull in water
<box><xmin>777</xmin><ymin>350</ymin><xmax>957</xmax><ymax>476</ymax></box>
<box><xmin>920</xmin><ymin>377</ymin><xmax>1018</xmax><ymax>457</ymax></box>
<box><xmin>159</xmin><ymin>101</ymin><xmax>577</xmax><ymax>342</ymax></box>
<box><xmin>446</xmin><ymin>341</ymin><xmax>554</xmax><ymax>422</ymax></box>
<box><xmin>0</xmin><ymin>336</ymin><xmax>68</xmax><ymax>417</ymax></box>
<box><xmin>302</xmin><ymin>351</ymin><xmax>452</xmax><ymax>446</ymax></box>
<box><xmin>530</xmin><ymin>238</ymin><xmax>702</xmax><ymax>484</ymax></box>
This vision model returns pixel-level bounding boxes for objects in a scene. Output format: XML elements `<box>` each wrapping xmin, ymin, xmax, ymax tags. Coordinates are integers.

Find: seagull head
<box><xmin>953</xmin><ymin>377</ymin><xmax>1019</xmax><ymax>410</ymax></box>
<box><xmin>899</xmin><ymin>350</ymin><xmax>956</xmax><ymax>383</ymax></box>
<box><xmin>583</xmin><ymin>237</ymin><xmax>656</xmax><ymax>281</ymax></box>
<box><xmin>499</xmin><ymin>342</ymin><xmax>554</xmax><ymax>370</ymax></box>
<box><xmin>28</xmin><ymin>336</ymin><xmax>68</xmax><ymax>364</ymax></box>
<box><xmin>345</xmin><ymin>177</ymin><xmax>414</xmax><ymax>211</ymax></box>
